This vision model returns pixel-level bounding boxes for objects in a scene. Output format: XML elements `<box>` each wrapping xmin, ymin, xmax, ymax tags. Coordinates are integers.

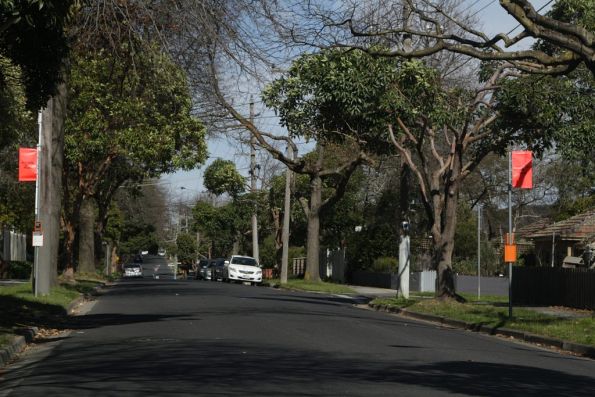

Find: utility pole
<box><xmin>477</xmin><ymin>204</ymin><xmax>481</xmax><ymax>300</ymax></box>
<box><xmin>507</xmin><ymin>149</ymin><xmax>513</xmax><ymax>318</ymax></box>
<box><xmin>280</xmin><ymin>144</ymin><xmax>293</xmax><ymax>284</ymax></box>
<box><xmin>250</xmin><ymin>97</ymin><xmax>259</xmax><ymax>263</ymax></box>
<box><xmin>33</xmin><ymin>111</ymin><xmax>42</xmax><ymax>296</ymax></box>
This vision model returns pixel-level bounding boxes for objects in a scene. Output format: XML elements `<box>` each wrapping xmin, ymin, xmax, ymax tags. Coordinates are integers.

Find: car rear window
<box><xmin>231</xmin><ymin>257</ymin><xmax>257</xmax><ymax>266</ymax></box>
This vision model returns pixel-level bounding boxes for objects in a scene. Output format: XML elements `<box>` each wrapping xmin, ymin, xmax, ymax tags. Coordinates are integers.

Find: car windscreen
<box><xmin>230</xmin><ymin>257</ymin><xmax>257</xmax><ymax>266</ymax></box>
<box><xmin>124</xmin><ymin>264</ymin><xmax>141</xmax><ymax>269</ymax></box>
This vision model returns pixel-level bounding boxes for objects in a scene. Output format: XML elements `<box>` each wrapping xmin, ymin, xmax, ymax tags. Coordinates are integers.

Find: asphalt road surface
<box><xmin>140</xmin><ymin>255</ymin><xmax>175</xmax><ymax>279</ymax></box>
<box><xmin>1</xmin><ymin>273</ymin><xmax>594</xmax><ymax>396</ymax></box>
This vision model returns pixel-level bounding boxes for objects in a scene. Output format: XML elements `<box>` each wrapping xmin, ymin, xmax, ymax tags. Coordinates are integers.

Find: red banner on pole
<box><xmin>18</xmin><ymin>147</ymin><xmax>38</xmax><ymax>182</ymax></box>
<box><xmin>512</xmin><ymin>151</ymin><xmax>532</xmax><ymax>189</ymax></box>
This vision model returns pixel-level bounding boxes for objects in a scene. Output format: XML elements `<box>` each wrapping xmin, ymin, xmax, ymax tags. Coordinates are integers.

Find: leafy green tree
<box><xmin>192</xmin><ymin>200</ymin><xmax>249</xmax><ymax>258</ymax></box>
<box><xmin>176</xmin><ymin>232</ymin><xmax>197</xmax><ymax>266</ymax></box>
<box><xmin>203</xmin><ymin>159</ymin><xmax>246</xmax><ymax>197</ymax></box>
<box><xmin>379</xmin><ymin>59</ymin><xmax>570</xmax><ymax>298</ymax></box>
<box><xmin>118</xmin><ymin>221</ymin><xmax>159</xmax><ymax>257</ymax></box>
<box><xmin>259</xmin><ymin>48</ymin><xmax>403</xmax><ymax>281</ymax></box>
<box><xmin>63</xmin><ymin>45</ymin><xmax>207</xmax><ymax>273</ymax></box>
<box><xmin>1</xmin><ymin>0</ymin><xmax>74</xmax><ymax>109</ymax></box>
<box><xmin>0</xmin><ymin>55</ymin><xmax>35</xmax><ymax>231</ymax></box>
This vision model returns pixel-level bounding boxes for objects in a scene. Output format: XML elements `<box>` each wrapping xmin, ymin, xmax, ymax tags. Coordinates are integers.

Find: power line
<box><xmin>505</xmin><ymin>0</ymin><xmax>555</xmax><ymax>35</ymax></box>
<box><xmin>469</xmin><ymin>0</ymin><xmax>497</xmax><ymax>19</ymax></box>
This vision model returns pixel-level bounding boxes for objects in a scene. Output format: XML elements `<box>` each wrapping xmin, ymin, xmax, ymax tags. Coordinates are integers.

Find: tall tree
<box><xmin>63</xmin><ymin>45</ymin><xmax>207</xmax><ymax>274</ymax></box>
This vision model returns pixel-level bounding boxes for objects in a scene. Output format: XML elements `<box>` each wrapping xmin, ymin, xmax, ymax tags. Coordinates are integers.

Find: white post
<box><xmin>280</xmin><ymin>144</ymin><xmax>293</xmax><ymax>284</ymax></box>
<box><xmin>398</xmin><ymin>234</ymin><xmax>410</xmax><ymax>299</ymax></box>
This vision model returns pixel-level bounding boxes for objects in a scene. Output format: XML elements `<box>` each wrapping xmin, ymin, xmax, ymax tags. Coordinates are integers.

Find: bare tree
<box><xmin>264</xmin><ymin>0</ymin><xmax>594</xmax><ymax>76</ymax></box>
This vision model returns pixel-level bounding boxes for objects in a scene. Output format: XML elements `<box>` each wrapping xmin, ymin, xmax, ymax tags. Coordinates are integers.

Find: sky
<box><xmin>160</xmin><ymin>0</ymin><xmax>553</xmax><ymax>204</ymax></box>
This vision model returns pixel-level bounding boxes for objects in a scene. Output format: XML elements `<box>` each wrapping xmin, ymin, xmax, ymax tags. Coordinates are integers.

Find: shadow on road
<box><xmin>3</xmin><ymin>338</ymin><xmax>592</xmax><ymax>396</ymax></box>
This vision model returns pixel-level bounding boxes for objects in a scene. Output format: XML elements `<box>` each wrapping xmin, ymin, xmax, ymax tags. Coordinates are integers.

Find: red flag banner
<box><xmin>18</xmin><ymin>148</ymin><xmax>38</xmax><ymax>182</ymax></box>
<box><xmin>512</xmin><ymin>151</ymin><xmax>532</xmax><ymax>189</ymax></box>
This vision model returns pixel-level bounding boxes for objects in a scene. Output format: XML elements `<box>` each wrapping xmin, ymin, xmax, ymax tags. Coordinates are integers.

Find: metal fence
<box><xmin>1</xmin><ymin>227</ymin><xmax>27</xmax><ymax>262</ymax></box>
<box><xmin>512</xmin><ymin>266</ymin><xmax>595</xmax><ymax>310</ymax></box>
<box><xmin>350</xmin><ymin>270</ymin><xmax>399</xmax><ymax>289</ymax></box>
<box><xmin>292</xmin><ymin>257</ymin><xmax>306</xmax><ymax>276</ymax></box>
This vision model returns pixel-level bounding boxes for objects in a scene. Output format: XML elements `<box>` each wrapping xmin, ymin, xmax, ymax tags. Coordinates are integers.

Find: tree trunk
<box><xmin>78</xmin><ymin>196</ymin><xmax>96</xmax><ymax>274</ymax></box>
<box><xmin>305</xmin><ymin>174</ymin><xmax>322</xmax><ymax>282</ymax></box>
<box><xmin>232</xmin><ymin>231</ymin><xmax>240</xmax><ymax>255</ymax></box>
<box><xmin>433</xmin><ymin>156</ymin><xmax>462</xmax><ymax>299</ymax></box>
<box><xmin>37</xmin><ymin>84</ymin><xmax>66</xmax><ymax>291</ymax></box>
<box><xmin>272</xmin><ymin>207</ymin><xmax>282</xmax><ymax>266</ymax></box>
<box><xmin>110</xmin><ymin>243</ymin><xmax>118</xmax><ymax>273</ymax></box>
<box><xmin>62</xmin><ymin>219</ymin><xmax>76</xmax><ymax>276</ymax></box>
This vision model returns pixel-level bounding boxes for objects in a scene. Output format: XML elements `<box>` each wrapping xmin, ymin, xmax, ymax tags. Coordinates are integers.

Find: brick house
<box><xmin>528</xmin><ymin>210</ymin><xmax>595</xmax><ymax>267</ymax></box>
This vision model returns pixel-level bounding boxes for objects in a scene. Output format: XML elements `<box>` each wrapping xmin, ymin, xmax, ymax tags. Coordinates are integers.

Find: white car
<box><xmin>123</xmin><ymin>263</ymin><xmax>143</xmax><ymax>278</ymax></box>
<box><xmin>224</xmin><ymin>255</ymin><xmax>262</xmax><ymax>285</ymax></box>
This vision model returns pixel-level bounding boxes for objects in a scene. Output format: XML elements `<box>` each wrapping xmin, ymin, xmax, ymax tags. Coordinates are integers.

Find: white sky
<box><xmin>160</xmin><ymin>0</ymin><xmax>553</xmax><ymax>202</ymax></box>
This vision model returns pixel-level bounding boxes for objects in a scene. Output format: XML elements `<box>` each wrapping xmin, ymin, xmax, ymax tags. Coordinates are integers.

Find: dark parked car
<box><xmin>210</xmin><ymin>258</ymin><xmax>226</xmax><ymax>281</ymax></box>
<box><xmin>194</xmin><ymin>259</ymin><xmax>210</xmax><ymax>280</ymax></box>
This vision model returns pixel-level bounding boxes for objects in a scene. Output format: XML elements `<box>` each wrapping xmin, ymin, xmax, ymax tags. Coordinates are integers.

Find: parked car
<box><xmin>123</xmin><ymin>263</ymin><xmax>143</xmax><ymax>278</ymax></box>
<box><xmin>224</xmin><ymin>255</ymin><xmax>262</xmax><ymax>285</ymax></box>
<box><xmin>195</xmin><ymin>259</ymin><xmax>210</xmax><ymax>280</ymax></box>
<box><xmin>210</xmin><ymin>258</ymin><xmax>227</xmax><ymax>281</ymax></box>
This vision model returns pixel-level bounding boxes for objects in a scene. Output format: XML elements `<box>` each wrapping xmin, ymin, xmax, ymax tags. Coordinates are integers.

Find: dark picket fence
<box><xmin>350</xmin><ymin>271</ymin><xmax>399</xmax><ymax>289</ymax></box>
<box><xmin>512</xmin><ymin>266</ymin><xmax>595</xmax><ymax>310</ymax></box>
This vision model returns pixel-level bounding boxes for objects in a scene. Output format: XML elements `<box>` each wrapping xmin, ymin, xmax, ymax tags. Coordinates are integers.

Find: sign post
<box><xmin>507</xmin><ymin>150</ymin><xmax>533</xmax><ymax>318</ymax></box>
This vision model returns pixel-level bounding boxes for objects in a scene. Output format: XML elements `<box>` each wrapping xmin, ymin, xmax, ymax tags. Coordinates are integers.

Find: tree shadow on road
<box><xmin>2</xmin><ymin>338</ymin><xmax>593</xmax><ymax>396</ymax></box>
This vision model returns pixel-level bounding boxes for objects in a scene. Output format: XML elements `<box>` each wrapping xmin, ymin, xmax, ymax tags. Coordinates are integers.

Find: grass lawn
<box><xmin>269</xmin><ymin>278</ymin><xmax>357</xmax><ymax>294</ymax></box>
<box><xmin>0</xmin><ymin>279</ymin><xmax>103</xmax><ymax>349</ymax></box>
<box><xmin>371</xmin><ymin>295</ymin><xmax>595</xmax><ymax>347</ymax></box>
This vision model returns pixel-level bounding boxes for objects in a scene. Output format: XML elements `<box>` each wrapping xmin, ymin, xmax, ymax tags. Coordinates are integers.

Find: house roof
<box><xmin>529</xmin><ymin>209</ymin><xmax>595</xmax><ymax>241</ymax></box>
<box><xmin>515</xmin><ymin>218</ymin><xmax>551</xmax><ymax>240</ymax></box>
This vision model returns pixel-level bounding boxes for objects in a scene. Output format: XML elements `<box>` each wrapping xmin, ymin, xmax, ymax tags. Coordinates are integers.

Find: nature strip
<box><xmin>368</xmin><ymin>303</ymin><xmax>595</xmax><ymax>359</ymax></box>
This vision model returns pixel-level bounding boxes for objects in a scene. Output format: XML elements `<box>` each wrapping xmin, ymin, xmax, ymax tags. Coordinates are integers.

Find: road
<box><xmin>1</xmin><ymin>260</ymin><xmax>594</xmax><ymax>396</ymax></box>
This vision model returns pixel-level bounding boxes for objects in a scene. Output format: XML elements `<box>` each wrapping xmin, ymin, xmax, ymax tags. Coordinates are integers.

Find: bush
<box><xmin>259</xmin><ymin>235</ymin><xmax>277</xmax><ymax>269</ymax></box>
<box><xmin>372</xmin><ymin>256</ymin><xmax>398</xmax><ymax>273</ymax></box>
<box><xmin>7</xmin><ymin>261</ymin><xmax>32</xmax><ymax>279</ymax></box>
<box><xmin>453</xmin><ymin>258</ymin><xmax>477</xmax><ymax>275</ymax></box>
<box><xmin>289</xmin><ymin>246</ymin><xmax>306</xmax><ymax>264</ymax></box>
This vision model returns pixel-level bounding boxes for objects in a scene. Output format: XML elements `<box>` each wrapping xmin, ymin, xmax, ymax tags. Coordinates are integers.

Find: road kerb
<box><xmin>1</xmin><ymin>283</ymin><xmax>105</xmax><ymax>368</ymax></box>
<box><xmin>0</xmin><ymin>328</ymin><xmax>37</xmax><ymax>368</ymax></box>
<box><xmin>368</xmin><ymin>302</ymin><xmax>594</xmax><ymax>359</ymax></box>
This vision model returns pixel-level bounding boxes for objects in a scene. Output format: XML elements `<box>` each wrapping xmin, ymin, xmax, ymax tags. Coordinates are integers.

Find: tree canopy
<box><xmin>0</xmin><ymin>0</ymin><xmax>74</xmax><ymax>109</ymax></box>
<box><xmin>203</xmin><ymin>159</ymin><xmax>246</xmax><ymax>197</ymax></box>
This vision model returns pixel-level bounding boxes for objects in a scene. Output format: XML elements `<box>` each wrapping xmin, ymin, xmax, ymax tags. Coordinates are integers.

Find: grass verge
<box><xmin>0</xmin><ymin>279</ymin><xmax>103</xmax><ymax>349</ymax></box>
<box><xmin>269</xmin><ymin>278</ymin><xmax>357</xmax><ymax>294</ymax></box>
<box><xmin>371</xmin><ymin>295</ymin><xmax>595</xmax><ymax>347</ymax></box>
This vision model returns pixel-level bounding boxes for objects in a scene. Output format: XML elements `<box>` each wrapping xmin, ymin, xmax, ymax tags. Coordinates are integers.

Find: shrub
<box><xmin>372</xmin><ymin>256</ymin><xmax>398</xmax><ymax>273</ymax></box>
<box><xmin>7</xmin><ymin>261</ymin><xmax>32</xmax><ymax>279</ymax></box>
<box><xmin>259</xmin><ymin>235</ymin><xmax>277</xmax><ymax>269</ymax></box>
<box><xmin>453</xmin><ymin>258</ymin><xmax>477</xmax><ymax>275</ymax></box>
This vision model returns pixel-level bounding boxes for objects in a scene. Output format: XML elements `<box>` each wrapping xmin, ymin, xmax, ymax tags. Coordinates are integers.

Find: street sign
<box><xmin>32</xmin><ymin>232</ymin><xmax>44</xmax><ymax>247</ymax></box>
<box><xmin>504</xmin><ymin>244</ymin><xmax>517</xmax><ymax>262</ymax></box>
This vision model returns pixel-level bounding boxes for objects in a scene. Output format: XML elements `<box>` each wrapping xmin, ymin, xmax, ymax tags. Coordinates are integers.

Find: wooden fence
<box><xmin>512</xmin><ymin>267</ymin><xmax>595</xmax><ymax>310</ymax></box>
